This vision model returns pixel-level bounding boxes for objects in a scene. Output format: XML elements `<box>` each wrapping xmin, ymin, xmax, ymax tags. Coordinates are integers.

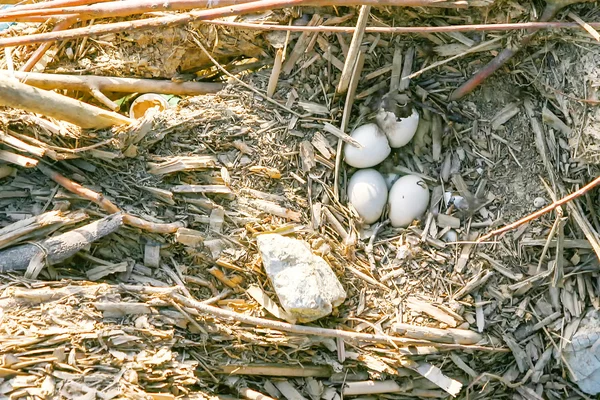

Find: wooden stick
<box><xmin>171</xmin><ymin>292</ymin><xmax>509</xmax><ymax>352</ymax></box>
<box><xmin>478</xmin><ymin>174</ymin><xmax>600</xmax><ymax>242</ymax></box>
<box><xmin>0</xmin><ymin>213</ymin><xmax>123</xmax><ymax>273</ymax></box>
<box><xmin>200</xmin><ymin>19</ymin><xmax>600</xmax><ymax>34</ymax></box>
<box><xmin>0</xmin><ymin>0</ymin><xmax>476</xmax><ymax>48</ymax></box>
<box><xmin>5</xmin><ymin>0</ymin><xmax>112</xmax><ymax>12</ymax></box>
<box><xmin>0</xmin><ymin>76</ymin><xmax>131</xmax><ymax>129</ymax></box>
<box><xmin>336</xmin><ymin>4</ymin><xmax>370</xmax><ymax>94</ymax></box>
<box><xmin>0</xmin><ymin>0</ymin><xmax>476</xmax><ymax>23</ymax></box>
<box><xmin>391</xmin><ymin>323</ymin><xmax>483</xmax><ymax>345</ymax></box>
<box><xmin>2</xmin><ymin>70</ymin><xmax>223</xmax><ymax>95</ymax></box>
<box><xmin>38</xmin><ymin>163</ymin><xmax>185</xmax><ymax>234</ymax></box>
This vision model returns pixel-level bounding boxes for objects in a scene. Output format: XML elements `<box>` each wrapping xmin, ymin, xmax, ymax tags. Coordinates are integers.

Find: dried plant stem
<box><xmin>0</xmin><ymin>0</ymin><xmax>473</xmax><ymax>48</ymax></box>
<box><xmin>337</xmin><ymin>4</ymin><xmax>370</xmax><ymax>94</ymax></box>
<box><xmin>0</xmin><ymin>76</ymin><xmax>131</xmax><ymax>129</ymax></box>
<box><xmin>199</xmin><ymin>19</ymin><xmax>600</xmax><ymax>34</ymax></box>
<box><xmin>38</xmin><ymin>163</ymin><xmax>185</xmax><ymax>234</ymax></box>
<box><xmin>478</xmin><ymin>174</ymin><xmax>600</xmax><ymax>242</ymax></box>
<box><xmin>171</xmin><ymin>292</ymin><xmax>508</xmax><ymax>352</ymax></box>
<box><xmin>2</xmin><ymin>70</ymin><xmax>223</xmax><ymax>95</ymax></box>
<box><xmin>5</xmin><ymin>0</ymin><xmax>112</xmax><ymax>12</ymax></box>
<box><xmin>0</xmin><ymin>0</ymin><xmax>475</xmax><ymax>23</ymax></box>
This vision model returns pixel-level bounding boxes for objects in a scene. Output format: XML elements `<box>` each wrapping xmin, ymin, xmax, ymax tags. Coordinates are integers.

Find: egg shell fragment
<box><xmin>388</xmin><ymin>174</ymin><xmax>430</xmax><ymax>228</ymax></box>
<box><xmin>378</xmin><ymin>108</ymin><xmax>420</xmax><ymax>148</ymax></box>
<box><xmin>347</xmin><ymin>169</ymin><xmax>388</xmax><ymax>225</ymax></box>
<box><xmin>344</xmin><ymin>123</ymin><xmax>391</xmax><ymax>168</ymax></box>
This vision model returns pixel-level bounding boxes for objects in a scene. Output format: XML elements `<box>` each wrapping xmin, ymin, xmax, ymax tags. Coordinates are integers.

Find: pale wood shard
<box><xmin>171</xmin><ymin>185</ymin><xmax>234</xmax><ymax>196</ymax></box>
<box><xmin>0</xmin><ymin>130</ymin><xmax>46</xmax><ymax>157</ymax></box>
<box><xmin>86</xmin><ymin>261</ymin><xmax>128</xmax><ymax>281</ymax></box>
<box><xmin>215</xmin><ymin>364</ymin><xmax>332</xmax><ymax>378</ymax></box>
<box><xmin>453</xmin><ymin>270</ymin><xmax>494</xmax><ymax>300</ymax></box>
<box><xmin>402</xmin><ymin>359</ymin><xmax>463</xmax><ymax>397</ymax></box>
<box><xmin>144</xmin><ymin>242</ymin><xmax>161</xmax><ymax>268</ymax></box>
<box><xmin>93</xmin><ymin>301</ymin><xmax>153</xmax><ymax>317</ymax></box>
<box><xmin>437</xmin><ymin>213</ymin><xmax>460</xmax><ymax>229</ymax></box>
<box><xmin>0</xmin><ymin>70</ymin><xmax>223</xmax><ymax>95</ymax></box>
<box><xmin>454</xmin><ymin>232</ymin><xmax>478</xmax><ymax>273</ymax></box>
<box><xmin>246</xmin><ymin>284</ymin><xmax>296</xmax><ymax>323</ymax></box>
<box><xmin>503</xmin><ymin>333</ymin><xmax>532</xmax><ymax>373</ymax></box>
<box><xmin>0</xmin><ymin>149</ymin><xmax>38</xmax><ymax>168</ymax></box>
<box><xmin>405</xmin><ymin>297</ymin><xmax>459</xmax><ymax>327</ymax></box>
<box><xmin>322</xmin><ymin>122</ymin><xmax>362</xmax><ymax>148</ymax></box>
<box><xmin>478</xmin><ymin>252</ymin><xmax>523</xmax><ymax>281</ymax></box>
<box><xmin>0</xmin><ymin>76</ymin><xmax>132</xmax><ymax>129</ymax></box>
<box><xmin>391</xmin><ymin>323</ymin><xmax>483</xmax><ymax>344</ymax></box>
<box><xmin>242</xmin><ymin>198</ymin><xmax>302</xmax><ymax>222</ymax></box>
<box><xmin>273</xmin><ymin>380</ymin><xmax>309</xmax><ymax>400</ymax></box>
<box><xmin>342</xmin><ymin>380</ymin><xmax>410</xmax><ymax>396</ymax></box>
<box><xmin>147</xmin><ymin>155</ymin><xmax>218</xmax><ymax>175</ymax></box>
<box><xmin>175</xmin><ymin>228</ymin><xmax>204</xmax><ymax>247</ymax></box>
<box><xmin>490</xmin><ymin>101</ymin><xmax>520</xmax><ymax>130</ymax></box>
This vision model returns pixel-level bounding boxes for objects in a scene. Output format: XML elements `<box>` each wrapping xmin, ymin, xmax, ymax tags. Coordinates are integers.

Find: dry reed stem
<box><xmin>0</xmin><ymin>0</ymin><xmax>478</xmax><ymax>48</ymax></box>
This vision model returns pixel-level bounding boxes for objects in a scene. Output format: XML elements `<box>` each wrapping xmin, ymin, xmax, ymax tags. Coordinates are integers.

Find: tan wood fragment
<box><xmin>0</xmin><ymin>76</ymin><xmax>132</xmax><ymax>129</ymax></box>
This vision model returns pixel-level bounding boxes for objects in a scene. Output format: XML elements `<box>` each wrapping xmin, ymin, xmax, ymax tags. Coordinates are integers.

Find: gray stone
<box><xmin>256</xmin><ymin>234</ymin><xmax>346</xmax><ymax>323</ymax></box>
<box><xmin>564</xmin><ymin>310</ymin><xmax>600</xmax><ymax>395</ymax></box>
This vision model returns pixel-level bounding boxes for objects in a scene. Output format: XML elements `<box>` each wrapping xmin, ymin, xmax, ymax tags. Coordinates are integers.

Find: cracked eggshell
<box><xmin>344</xmin><ymin>123</ymin><xmax>391</xmax><ymax>168</ymax></box>
<box><xmin>376</xmin><ymin>108</ymin><xmax>420</xmax><ymax>148</ymax></box>
<box><xmin>347</xmin><ymin>169</ymin><xmax>388</xmax><ymax>225</ymax></box>
<box><xmin>388</xmin><ymin>174</ymin><xmax>430</xmax><ymax>228</ymax></box>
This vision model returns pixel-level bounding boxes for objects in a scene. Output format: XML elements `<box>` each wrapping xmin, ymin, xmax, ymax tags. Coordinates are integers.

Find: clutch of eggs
<box><xmin>344</xmin><ymin>110</ymin><xmax>429</xmax><ymax>227</ymax></box>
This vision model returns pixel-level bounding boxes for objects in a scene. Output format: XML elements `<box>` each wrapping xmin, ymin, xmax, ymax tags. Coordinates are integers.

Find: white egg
<box><xmin>347</xmin><ymin>169</ymin><xmax>388</xmax><ymax>225</ymax></box>
<box><xmin>442</xmin><ymin>229</ymin><xmax>458</xmax><ymax>242</ymax></box>
<box><xmin>376</xmin><ymin>108</ymin><xmax>420</xmax><ymax>148</ymax></box>
<box><xmin>344</xmin><ymin>123</ymin><xmax>391</xmax><ymax>168</ymax></box>
<box><xmin>383</xmin><ymin>173</ymin><xmax>399</xmax><ymax>190</ymax></box>
<box><xmin>388</xmin><ymin>174</ymin><xmax>430</xmax><ymax>228</ymax></box>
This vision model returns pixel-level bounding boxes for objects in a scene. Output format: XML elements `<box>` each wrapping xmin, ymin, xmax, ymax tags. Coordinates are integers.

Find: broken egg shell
<box><xmin>376</xmin><ymin>108</ymin><xmax>420</xmax><ymax>148</ymax></box>
<box><xmin>344</xmin><ymin>123</ymin><xmax>391</xmax><ymax>168</ymax></box>
<box><xmin>388</xmin><ymin>174</ymin><xmax>430</xmax><ymax>228</ymax></box>
<box><xmin>347</xmin><ymin>169</ymin><xmax>388</xmax><ymax>225</ymax></box>
<box><xmin>129</xmin><ymin>93</ymin><xmax>169</xmax><ymax>119</ymax></box>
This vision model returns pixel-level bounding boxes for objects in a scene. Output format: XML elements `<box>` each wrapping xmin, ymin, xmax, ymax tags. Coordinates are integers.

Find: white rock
<box><xmin>388</xmin><ymin>175</ymin><xmax>430</xmax><ymax>228</ymax></box>
<box><xmin>343</xmin><ymin>123</ymin><xmax>391</xmax><ymax>168</ymax></box>
<box><xmin>256</xmin><ymin>234</ymin><xmax>346</xmax><ymax>323</ymax></box>
<box><xmin>347</xmin><ymin>169</ymin><xmax>388</xmax><ymax>224</ymax></box>
<box><xmin>564</xmin><ymin>309</ymin><xmax>600</xmax><ymax>394</ymax></box>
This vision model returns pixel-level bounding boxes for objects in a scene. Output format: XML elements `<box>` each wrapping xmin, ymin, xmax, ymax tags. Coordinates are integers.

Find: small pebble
<box><xmin>533</xmin><ymin>197</ymin><xmax>547</xmax><ymax>208</ymax></box>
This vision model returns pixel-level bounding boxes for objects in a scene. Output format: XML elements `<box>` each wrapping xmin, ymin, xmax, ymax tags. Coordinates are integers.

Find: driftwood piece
<box><xmin>0</xmin><ymin>76</ymin><xmax>132</xmax><ymax>129</ymax></box>
<box><xmin>1</xmin><ymin>70</ymin><xmax>223</xmax><ymax>96</ymax></box>
<box><xmin>0</xmin><ymin>213</ymin><xmax>123</xmax><ymax>272</ymax></box>
<box><xmin>391</xmin><ymin>323</ymin><xmax>483</xmax><ymax>344</ymax></box>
